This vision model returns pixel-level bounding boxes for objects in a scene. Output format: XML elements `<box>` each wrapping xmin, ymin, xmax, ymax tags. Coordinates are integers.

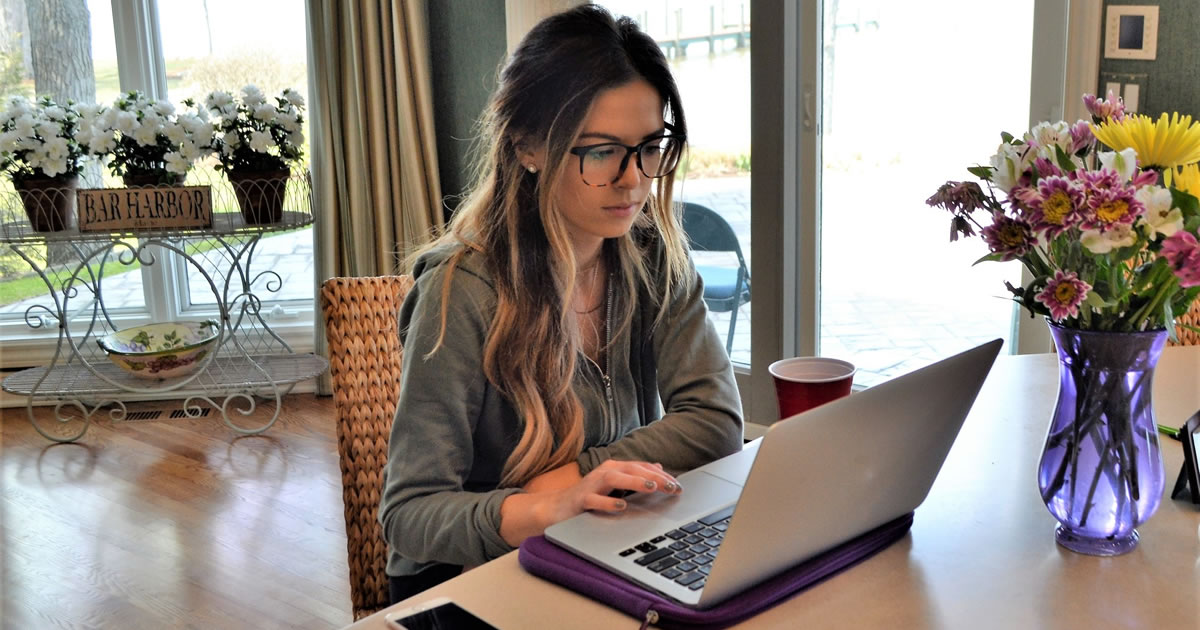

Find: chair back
<box><xmin>681</xmin><ymin>201</ymin><xmax>743</xmax><ymax>254</ymax></box>
<box><xmin>320</xmin><ymin>275</ymin><xmax>414</xmax><ymax>620</ymax></box>
<box><xmin>1173</xmin><ymin>300</ymin><xmax>1200</xmax><ymax>346</ymax></box>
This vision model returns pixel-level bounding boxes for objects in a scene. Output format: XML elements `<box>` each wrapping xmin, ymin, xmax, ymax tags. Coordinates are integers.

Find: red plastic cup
<box><xmin>768</xmin><ymin>357</ymin><xmax>857</xmax><ymax>419</ymax></box>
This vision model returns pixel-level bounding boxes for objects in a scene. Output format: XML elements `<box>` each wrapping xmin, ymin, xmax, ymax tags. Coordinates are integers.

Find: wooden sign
<box><xmin>77</xmin><ymin>185</ymin><xmax>213</xmax><ymax>231</ymax></box>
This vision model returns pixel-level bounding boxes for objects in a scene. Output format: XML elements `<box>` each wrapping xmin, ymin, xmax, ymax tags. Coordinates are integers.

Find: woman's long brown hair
<box><xmin>412</xmin><ymin>5</ymin><xmax>692</xmax><ymax>487</ymax></box>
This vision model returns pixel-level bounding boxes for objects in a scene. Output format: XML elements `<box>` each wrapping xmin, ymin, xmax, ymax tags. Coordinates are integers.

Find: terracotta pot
<box><xmin>227</xmin><ymin>168</ymin><xmax>290</xmax><ymax>225</ymax></box>
<box><xmin>13</xmin><ymin>174</ymin><xmax>78</xmax><ymax>232</ymax></box>
<box><xmin>122</xmin><ymin>170</ymin><xmax>185</xmax><ymax>187</ymax></box>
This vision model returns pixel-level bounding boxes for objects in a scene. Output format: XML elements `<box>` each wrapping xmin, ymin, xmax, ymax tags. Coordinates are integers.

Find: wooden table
<box><xmin>347</xmin><ymin>349</ymin><xmax>1200</xmax><ymax>629</ymax></box>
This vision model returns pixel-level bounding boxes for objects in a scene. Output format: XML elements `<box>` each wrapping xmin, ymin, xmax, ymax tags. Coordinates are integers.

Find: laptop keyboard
<box><xmin>616</xmin><ymin>504</ymin><xmax>735</xmax><ymax>592</ymax></box>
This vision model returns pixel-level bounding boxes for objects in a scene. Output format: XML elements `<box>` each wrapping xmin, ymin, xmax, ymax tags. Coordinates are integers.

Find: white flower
<box><xmin>1135</xmin><ymin>185</ymin><xmax>1184</xmax><ymax>239</ymax></box>
<box><xmin>153</xmin><ymin>100</ymin><xmax>175</xmax><ymax>117</ymax></box>
<box><xmin>132</xmin><ymin>123</ymin><xmax>159</xmax><ymax>147</ymax></box>
<box><xmin>42</xmin><ymin>136</ymin><xmax>69</xmax><ymax>161</ymax></box>
<box><xmin>287</xmin><ymin>130</ymin><xmax>304</xmax><ymax>147</ymax></box>
<box><xmin>990</xmin><ymin>142</ymin><xmax>1028</xmax><ymax>193</ymax></box>
<box><xmin>248</xmin><ymin>129</ymin><xmax>275</xmax><ymax>152</ymax></box>
<box><xmin>282</xmin><ymin>89</ymin><xmax>305</xmax><ymax>108</ymax></box>
<box><xmin>206</xmin><ymin>90</ymin><xmax>234</xmax><ymax>112</ymax></box>
<box><xmin>241</xmin><ymin>85</ymin><xmax>265</xmax><ymax>108</ymax></box>
<box><xmin>163</xmin><ymin>121</ymin><xmax>187</xmax><ymax>145</ymax></box>
<box><xmin>178</xmin><ymin>139</ymin><xmax>203</xmax><ymax>161</ymax></box>
<box><xmin>0</xmin><ymin>130</ymin><xmax>20</xmax><ymax>154</ymax></box>
<box><xmin>252</xmin><ymin>103</ymin><xmax>277</xmax><ymax>122</ymax></box>
<box><xmin>114</xmin><ymin>110</ymin><xmax>137</xmax><ymax>134</ymax></box>
<box><xmin>74</xmin><ymin>125</ymin><xmax>94</xmax><ymax>148</ymax></box>
<box><xmin>275</xmin><ymin>111</ymin><xmax>299</xmax><ymax>133</ymax></box>
<box><xmin>89</xmin><ymin>132</ymin><xmax>116</xmax><ymax>154</ymax></box>
<box><xmin>1081</xmin><ymin>224</ymin><xmax>1137</xmax><ymax>254</ymax></box>
<box><xmin>77</xmin><ymin>103</ymin><xmax>103</xmax><ymax>121</ymax></box>
<box><xmin>42</xmin><ymin>105</ymin><xmax>66</xmax><ymax>121</ymax></box>
<box><xmin>35</xmin><ymin>120</ymin><xmax>62</xmax><ymax>140</ymax></box>
<box><xmin>164</xmin><ymin>151</ymin><xmax>189</xmax><ymax>175</ymax></box>
<box><xmin>179</xmin><ymin>114</ymin><xmax>209</xmax><ymax>137</ymax></box>
<box><xmin>1029</xmin><ymin>120</ymin><xmax>1072</xmax><ymax>153</ymax></box>
<box><xmin>1098</xmin><ymin>148</ymin><xmax>1139</xmax><ymax>182</ymax></box>
<box><xmin>12</xmin><ymin>114</ymin><xmax>36</xmax><ymax>139</ymax></box>
<box><xmin>223</xmin><ymin>130</ymin><xmax>240</xmax><ymax>147</ymax></box>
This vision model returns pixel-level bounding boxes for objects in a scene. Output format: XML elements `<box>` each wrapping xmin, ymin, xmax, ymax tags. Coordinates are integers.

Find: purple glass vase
<box><xmin>1038</xmin><ymin>321</ymin><xmax>1168</xmax><ymax>555</ymax></box>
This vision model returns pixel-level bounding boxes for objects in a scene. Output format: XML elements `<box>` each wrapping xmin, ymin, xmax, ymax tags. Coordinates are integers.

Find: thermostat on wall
<box><xmin>1105</xmin><ymin>5</ymin><xmax>1158</xmax><ymax>60</ymax></box>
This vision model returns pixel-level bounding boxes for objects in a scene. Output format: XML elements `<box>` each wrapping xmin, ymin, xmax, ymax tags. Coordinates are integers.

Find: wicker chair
<box><xmin>1173</xmin><ymin>300</ymin><xmax>1200</xmax><ymax>346</ymax></box>
<box><xmin>320</xmin><ymin>275</ymin><xmax>414</xmax><ymax>620</ymax></box>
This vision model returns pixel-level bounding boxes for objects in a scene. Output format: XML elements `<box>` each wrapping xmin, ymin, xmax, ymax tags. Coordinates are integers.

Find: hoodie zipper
<box><xmin>581</xmin><ymin>276</ymin><xmax>615</xmax><ymax>440</ymax></box>
<box><xmin>638</xmin><ymin>609</ymin><xmax>659</xmax><ymax>630</ymax></box>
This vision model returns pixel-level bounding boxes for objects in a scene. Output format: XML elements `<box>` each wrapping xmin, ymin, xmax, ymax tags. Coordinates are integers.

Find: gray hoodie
<box><xmin>380</xmin><ymin>239</ymin><xmax>744</xmax><ymax>577</ymax></box>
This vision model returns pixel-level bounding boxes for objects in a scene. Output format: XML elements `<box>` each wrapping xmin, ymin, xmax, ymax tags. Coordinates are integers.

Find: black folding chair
<box><xmin>681</xmin><ymin>202</ymin><xmax>751</xmax><ymax>354</ymax></box>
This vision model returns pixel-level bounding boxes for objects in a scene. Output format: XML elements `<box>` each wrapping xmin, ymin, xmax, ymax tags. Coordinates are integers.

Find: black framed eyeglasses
<box><xmin>567</xmin><ymin>133</ymin><xmax>686</xmax><ymax>187</ymax></box>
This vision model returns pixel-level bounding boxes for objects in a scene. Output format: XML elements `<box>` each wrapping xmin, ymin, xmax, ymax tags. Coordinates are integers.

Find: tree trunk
<box><xmin>25</xmin><ymin>0</ymin><xmax>94</xmax><ymax>104</ymax></box>
<box><xmin>26</xmin><ymin>0</ymin><xmax>94</xmax><ymax>265</ymax></box>
<box><xmin>0</xmin><ymin>0</ymin><xmax>32</xmax><ymax>78</ymax></box>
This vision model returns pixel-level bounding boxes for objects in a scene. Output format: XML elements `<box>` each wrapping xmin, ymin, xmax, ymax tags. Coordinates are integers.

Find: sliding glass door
<box><xmin>817</xmin><ymin>0</ymin><xmax>1033</xmax><ymax>387</ymax></box>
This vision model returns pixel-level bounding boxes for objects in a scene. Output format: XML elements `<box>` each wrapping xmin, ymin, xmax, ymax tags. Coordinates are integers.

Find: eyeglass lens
<box><xmin>579</xmin><ymin>136</ymin><xmax>681</xmax><ymax>186</ymax></box>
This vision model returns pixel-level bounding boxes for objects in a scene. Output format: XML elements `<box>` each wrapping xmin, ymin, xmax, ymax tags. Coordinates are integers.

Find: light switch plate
<box><xmin>1099</xmin><ymin>72</ymin><xmax>1149</xmax><ymax>115</ymax></box>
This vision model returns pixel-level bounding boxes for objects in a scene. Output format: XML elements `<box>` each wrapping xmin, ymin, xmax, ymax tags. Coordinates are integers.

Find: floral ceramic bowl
<box><xmin>97</xmin><ymin>320</ymin><xmax>221</xmax><ymax>380</ymax></box>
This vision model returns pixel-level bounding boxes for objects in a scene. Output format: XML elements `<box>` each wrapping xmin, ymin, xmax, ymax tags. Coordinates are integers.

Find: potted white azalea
<box><xmin>0</xmin><ymin>95</ymin><xmax>90</xmax><ymax>231</ymax></box>
<box><xmin>79</xmin><ymin>90</ymin><xmax>214</xmax><ymax>186</ymax></box>
<box><xmin>205</xmin><ymin>85</ymin><xmax>305</xmax><ymax>224</ymax></box>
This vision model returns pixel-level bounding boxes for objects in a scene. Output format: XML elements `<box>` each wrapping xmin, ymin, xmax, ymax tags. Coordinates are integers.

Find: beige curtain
<box><xmin>307</xmin><ymin>0</ymin><xmax>442</xmax><ymax>393</ymax></box>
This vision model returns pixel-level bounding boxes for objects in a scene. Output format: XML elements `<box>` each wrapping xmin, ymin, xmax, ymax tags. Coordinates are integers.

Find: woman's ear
<box><xmin>514</xmin><ymin>136</ymin><xmax>544</xmax><ymax>174</ymax></box>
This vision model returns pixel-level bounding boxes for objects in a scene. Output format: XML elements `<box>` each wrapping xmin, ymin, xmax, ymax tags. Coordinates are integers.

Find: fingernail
<box><xmin>665</xmin><ymin>481</ymin><xmax>679</xmax><ymax>492</ymax></box>
<box><xmin>614</xmin><ymin>499</ymin><xmax>627</xmax><ymax>509</ymax></box>
<box><xmin>644</xmin><ymin>480</ymin><xmax>656</xmax><ymax>489</ymax></box>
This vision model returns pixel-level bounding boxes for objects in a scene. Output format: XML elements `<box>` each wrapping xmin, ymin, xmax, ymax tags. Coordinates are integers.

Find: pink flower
<box><xmin>1081</xmin><ymin>185</ymin><xmax>1143</xmax><ymax>231</ymax></box>
<box><xmin>1083</xmin><ymin>91</ymin><xmax>1125</xmax><ymax>122</ymax></box>
<box><xmin>981</xmin><ymin>213</ymin><xmax>1035</xmax><ymax>261</ymax></box>
<box><xmin>1026</xmin><ymin>176</ymin><xmax>1084</xmax><ymax>236</ymax></box>
<box><xmin>1078</xmin><ymin>168</ymin><xmax>1122</xmax><ymax>191</ymax></box>
<box><xmin>1069</xmin><ymin>120</ymin><xmax>1095</xmax><ymax>154</ymax></box>
<box><xmin>1161</xmin><ymin>231</ymin><xmax>1200</xmax><ymax>288</ymax></box>
<box><xmin>1035</xmin><ymin>270</ymin><xmax>1092</xmax><ymax>321</ymax></box>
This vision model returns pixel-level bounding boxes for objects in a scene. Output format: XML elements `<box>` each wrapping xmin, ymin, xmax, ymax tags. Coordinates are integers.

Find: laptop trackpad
<box><xmin>626</xmin><ymin>470</ymin><xmax>743</xmax><ymax>523</ymax></box>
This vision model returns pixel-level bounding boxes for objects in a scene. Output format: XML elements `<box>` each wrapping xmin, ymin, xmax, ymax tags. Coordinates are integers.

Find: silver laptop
<box><xmin>545</xmin><ymin>339</ymin><xmax>1002</xmax><ymax>609</ymax></box>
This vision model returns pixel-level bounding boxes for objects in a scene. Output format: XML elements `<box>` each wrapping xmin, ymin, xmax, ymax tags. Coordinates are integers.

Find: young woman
<box><xmin>380</xmin><ymin>5</ymin><xmax>743</xmax><ymax>603</ymax></box>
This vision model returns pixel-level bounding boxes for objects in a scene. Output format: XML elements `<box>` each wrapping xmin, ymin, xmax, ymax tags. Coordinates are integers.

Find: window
<box><xmin>745</xmin><ymin>0</ymin><xmax>1070</xmax><ymax>425</ymax></box>
<box><xmin>597</xmin><ymin>1</ymin><xmax>753</xmax><ymax>368</ymax></box>
<box><xmin>0</xmin><ymin>0</ymin><xmax>313</xmax><ymax>369</ymax></box>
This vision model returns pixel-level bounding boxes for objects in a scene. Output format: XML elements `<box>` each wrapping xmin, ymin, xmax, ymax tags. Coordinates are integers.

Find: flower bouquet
<box><xmin>204</xmin><ymin>85</ymin><xmax>305</xmax><ymax>224</ymax></box>
<box><xmin>0</xmin><ymin>96</ymin><xmax>91</xmax><ymax>231</ymax></box>
<box><xmin>927</xmin><ymin>93</ymin><xmax>1200</xmax><ymax>555</ymax></box>
<box><xmin>79</xmin><ymin>90</ymin><xmax>214</xmax><ymax>186</ymax></box>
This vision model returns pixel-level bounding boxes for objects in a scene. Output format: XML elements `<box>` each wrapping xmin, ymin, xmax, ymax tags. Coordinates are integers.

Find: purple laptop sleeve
<box><xmin>518</xmin><ymin>512</ymin><xmax>914</xmax><ymax>630</ymax></box>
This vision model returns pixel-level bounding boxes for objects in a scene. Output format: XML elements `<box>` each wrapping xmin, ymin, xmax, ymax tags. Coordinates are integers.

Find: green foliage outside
<box><xmin>678</xmin><ymin>148</ymin><xmax>752</xmax><ymax>179</ymax></box>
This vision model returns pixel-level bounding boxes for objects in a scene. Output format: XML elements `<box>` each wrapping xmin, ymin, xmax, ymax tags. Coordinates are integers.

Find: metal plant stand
<box><xmin>0</xmin><ymin>174</ymin><xmax>328</xmax><ymax>442</ymax></box>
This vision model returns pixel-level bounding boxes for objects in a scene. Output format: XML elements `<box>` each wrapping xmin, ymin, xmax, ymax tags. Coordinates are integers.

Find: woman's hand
<box><xmin>499</xmin><ymin>460</ymin><xmax>683</xmax><ymax>546</ymax></box>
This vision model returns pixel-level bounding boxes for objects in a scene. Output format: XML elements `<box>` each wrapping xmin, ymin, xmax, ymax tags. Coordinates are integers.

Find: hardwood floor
<box><xmin>0</xmin><ymin>395</ymin><xmax>353</xmax><ymax>629</ymax></box>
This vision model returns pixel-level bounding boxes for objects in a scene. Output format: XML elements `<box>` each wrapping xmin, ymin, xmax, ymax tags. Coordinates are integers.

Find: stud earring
<box><xmin>526</xmin><ymin>165</ymin><xmax>538</xmax><ymax>173</ymax></box>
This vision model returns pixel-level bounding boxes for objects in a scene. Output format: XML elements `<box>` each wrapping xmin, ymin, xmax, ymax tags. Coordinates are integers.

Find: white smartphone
<box><xmin>383</xmin><ymin>596</ymin><xmax>499</xmax><ymax>630</ymax></box>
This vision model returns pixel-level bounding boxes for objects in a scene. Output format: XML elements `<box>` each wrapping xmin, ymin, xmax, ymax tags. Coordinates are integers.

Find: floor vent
<box><xmin>124</xmin><ymin>410</ymin><xmax>162</xmax><ymax>421</ymax></box>
<box><xmin>170</xmin><ymin>408</ymin><xmax>210</xmax><ymax>419</ymax></box>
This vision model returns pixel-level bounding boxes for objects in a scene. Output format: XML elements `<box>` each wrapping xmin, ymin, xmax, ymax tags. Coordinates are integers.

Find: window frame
<box><xmin>744</xmin><ymin>0</ymin><xmax>1077</xmax><ymax>430</ymax></box>
<box><xmin>0</xmin><ymin>0</ymin><xmax>316</xmax><ymax>370</ymax></box>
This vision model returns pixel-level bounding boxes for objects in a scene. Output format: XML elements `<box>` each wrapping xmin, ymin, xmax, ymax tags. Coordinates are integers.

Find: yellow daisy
<box><xmin>1173</xmin><ymin>163</ymin><xmax>1200</xmax><ymax>201</ymax></box>
<box><xmin>1091</xmin><ymin>112</ymin><xmax>1200</xmax><ymax>172</ymax></box>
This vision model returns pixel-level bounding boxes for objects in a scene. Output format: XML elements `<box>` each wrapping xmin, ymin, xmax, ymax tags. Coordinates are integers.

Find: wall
<box><xmin>425</xmin><ymin>0</ymin><xmax>507</xmax><ymax>219</ymax></box>
<box><xmin>1099</xmin><ymin>0</ymin><xmax>1200</xmax><ymax>116</ymax></box>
